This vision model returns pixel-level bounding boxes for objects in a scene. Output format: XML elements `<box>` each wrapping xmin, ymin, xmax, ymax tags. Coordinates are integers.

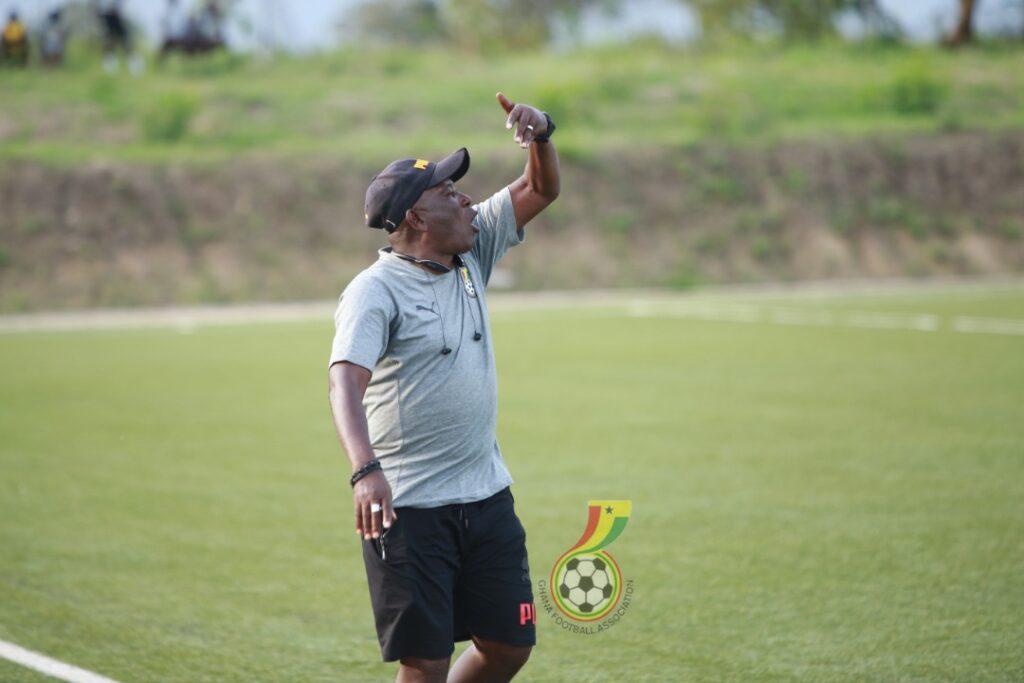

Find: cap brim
<box><xmin>429</xmin><ymin>148</ymin><xmax>470</xmax><ymax>187</ymax></box>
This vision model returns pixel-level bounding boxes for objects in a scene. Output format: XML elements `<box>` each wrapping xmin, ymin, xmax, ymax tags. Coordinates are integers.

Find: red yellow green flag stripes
<box><xmin>565</xmin><ymin>500</ymin><xmax>632</xmax><ymax>555</ymax></box>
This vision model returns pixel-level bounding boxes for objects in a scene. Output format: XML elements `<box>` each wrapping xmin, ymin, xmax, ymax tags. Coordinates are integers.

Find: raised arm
<box><xmin>328</xmin><ymin>361</ymin><xmax>396</xmax><ymax>539</ymax></box>
<box><xmin>497</xmin><ymin>92</ymin><xmax>561</xmax><ymax>230</ymax></box>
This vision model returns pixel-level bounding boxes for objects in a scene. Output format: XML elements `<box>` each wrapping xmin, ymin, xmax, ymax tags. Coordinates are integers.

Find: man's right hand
<box><xmin>354</xmin><ymin>470</ymin><xmax>397</xmax><ymax>540</ymax></box>
<box><xmin>329</xmin><ymin>361</ymin><xmax>397</xmax><ymax>540</ymax></box>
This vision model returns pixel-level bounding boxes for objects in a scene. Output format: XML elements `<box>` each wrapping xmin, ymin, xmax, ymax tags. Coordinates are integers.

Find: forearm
<box><xmin>521</xmin><ymin>140</ymin><xmax>560</xmax><ymax>201</ymax></box>
<box><xmin>329</xmin><ymin>363</ymin><xmax>395</xmax><ymax>535</ymax></box>
<box><xmin>333</xmin><ymin>401</ymin><xmax>375</xmax><ymax>471</ymax></box>
<box><xmin>509</xmin><ymin>140</ymin><xmax>560</xmax><ymax>226</ymax></box>
<box><xmin>328</xmin><ymin>369</ymin><xmax>376</xmax><ymax>470</ymax></box>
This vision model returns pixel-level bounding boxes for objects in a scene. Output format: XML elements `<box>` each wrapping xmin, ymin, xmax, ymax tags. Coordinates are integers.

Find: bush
<box><xmin>782</xmin><ymin>168</ymin><xmax>809</xmax><ymax>195</ymax></box>
<box><xmin>141</xmin><ymin>92</ymin><xmax>201</xmax><ymax>143</ymax></box>
<box><xmin>999</xmin><ymin>218</ymin><xmax>1023</xmax><ymax>240</ymax></box>
<box><xmin>750</xmin><ymin>236</ymin><xmax>778</xmax><ymax>261</ymax></box>
<box><xmin>695</xmin><ymin>233</ymin><xmax>728</xmax><ymax>256</ymax></box>
<box><xmin>889</xmin><ymin>60</ymin><xmax>948</xmax><ymax>116</ymax></box>
<box><xmin>667</xmin><ymin>261</ymin><xmax>703</xmax><ymax>289</ymax></box>
<box><xmin>696</xmin><ymin>172</ymin><xmax>750</xmax><ymax>202</ymax></box>
<box><xmin>90</xmin><ymin>76</ymin><xmax>131</xmax><ymax>120</ymax></box>
<box><xmin>379</xmin><ymin>50</ymin><xmax>419</xmax><ymax>76</ymax></box>
<box><xmin>734</xmin><ymin>209</ymin><xmax>785</xmax><ymax>234</ymax></box>
<box><xmin>695</xmin><ymin>91</ymin><xmax>767</xmax><ymax>139</ymax></box>
<box><xmin>830</xmin><ymin>206</ymin><xmax>856</xmax><ymax>235</ymax></box>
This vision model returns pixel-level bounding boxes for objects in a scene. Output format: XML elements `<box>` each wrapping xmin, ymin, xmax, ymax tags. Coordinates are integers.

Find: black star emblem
<box><xmin>605</xmin><ymin>506</ymin><xmax>613</xmax><ymax>514</ymax></box>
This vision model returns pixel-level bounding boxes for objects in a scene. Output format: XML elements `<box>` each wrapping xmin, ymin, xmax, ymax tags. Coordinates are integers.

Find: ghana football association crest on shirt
<box><xmin>458</xmin><ymin>264</ymin><xmax>478</xmax><ymax>298</ymax></box>
<box><xmin>536</xmin><ymin>500</ymin><xmax>635</xmax><ymax>634</ymax></box>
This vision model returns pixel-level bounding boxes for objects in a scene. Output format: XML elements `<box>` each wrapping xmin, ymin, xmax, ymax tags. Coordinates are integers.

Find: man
<box><xmin>96</xmin><ymin>0</ymin><xmax>142</xmax><ymax>74</ymax></box>
<box><xmin>328</xmin><ymin>92</ymin><xmax>559</xmax><ymax>683</ymax></box>
<box><xmin>1</xmin><ymin>11</ymin><xmax>29</xmax><ymax>67</ymax></box>
<box><xmin>40</xmin><ymin>8</ymin><xmax>66</xmax><ymax>67</ymax></box>
<box><xmin>158</xmin><ymin>0</ymin><xmax>188</xmax><ymax>60</ymax></box>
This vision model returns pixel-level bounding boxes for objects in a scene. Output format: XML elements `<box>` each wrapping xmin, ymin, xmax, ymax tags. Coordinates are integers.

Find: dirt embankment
<box><xmin>1</xmin><ymin>132</ymin><xmax>1023</xmax><ymax>312</ymax></box>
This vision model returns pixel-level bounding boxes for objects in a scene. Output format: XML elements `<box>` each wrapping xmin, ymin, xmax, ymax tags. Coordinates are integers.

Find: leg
<box><xmin>449</xmin><ymin>489</ymin><xmax>536</xmax><ymax>682</ymax></box>
<box><xmin>398</xmin><ymin>655</ymin><xmax>450</xmax><ymax>683</ymax></box>
<box><xmin>361</xmin><ymin>507</ymin><xmax>462</xmax><ymax>672</ymax></box>
<box><xmin>447</xmin><ymin>637</ymin><xmax>531</xmax><ymax>683</ymax></box>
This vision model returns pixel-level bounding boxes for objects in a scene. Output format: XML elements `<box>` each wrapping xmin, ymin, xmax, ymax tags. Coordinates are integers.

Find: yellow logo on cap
<box><xmin>413</xmin><ymin>159</ymin><xmax>429</xmax><ymax>170</ymax></box>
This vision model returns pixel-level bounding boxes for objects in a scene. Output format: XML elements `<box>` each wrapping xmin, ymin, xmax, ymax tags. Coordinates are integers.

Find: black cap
<box><xmin>364</xmin><ymin>148</ymin><xmax>470</xmax><ymax>232</ymax></box>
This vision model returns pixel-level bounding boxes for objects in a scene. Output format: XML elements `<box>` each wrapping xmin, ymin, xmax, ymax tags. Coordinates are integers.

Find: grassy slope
<box><xmin>0</xmin><ymin>42</ymin><xmax>1022</xmax><ymax>165</ymax></box>
<box><xmin>1</xmin><ymin>43</ymin><xmax>1023</xmax><ymax>313</ymax></box>
<box><xmin>1</xmin><ymin>286</ymin><xmax>1022</xmax><ymax>682</ymax></box>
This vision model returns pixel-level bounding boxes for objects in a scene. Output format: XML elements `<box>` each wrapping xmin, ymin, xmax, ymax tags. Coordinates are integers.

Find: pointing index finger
<box><xmin>496</xmin><ymin>92</ymin><xmax>515</xmax><ymax>115</ymax></box>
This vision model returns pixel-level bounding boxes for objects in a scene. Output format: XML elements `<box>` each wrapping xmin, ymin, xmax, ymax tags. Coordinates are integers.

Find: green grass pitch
<box><xmin>2</xmin><ymin>285</ymin><xmax>1023</xmax><ymax>682</ymax></box>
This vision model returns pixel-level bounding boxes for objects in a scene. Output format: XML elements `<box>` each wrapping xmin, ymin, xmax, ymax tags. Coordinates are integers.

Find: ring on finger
<box><xmin>370</xmin><ymin>503</ymin><xmax>381</xmax><ymax>513</ymax></box>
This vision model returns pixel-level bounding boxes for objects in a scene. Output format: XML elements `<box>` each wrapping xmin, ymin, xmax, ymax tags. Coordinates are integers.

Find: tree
<box><xmin>444</xmin><ymin>0</ymin><xmax>624</xmax><ymax>51</ymax></box>
<box><xmin>945</xmin><ymin>0</ymin><xmax>979</xmax><ymax>46</ymax></box>
<box><xmin>343</xmin><ymin>0</ymin><xmax>621</xmax><ymax>51</ymax></box>
<box><xmin>443</xmin><ymin>0</ymin><xmax>550</xmax><ymax>51</ymax></box>
<box><xmin>343</xmin><ymin>0</ymin><xmax>446</xmax><ymax>46</ymax></box>
<box><xmin>690</xmin><ymin>0</ymin><xmax>899</xmax><ymax>42</ymax></box>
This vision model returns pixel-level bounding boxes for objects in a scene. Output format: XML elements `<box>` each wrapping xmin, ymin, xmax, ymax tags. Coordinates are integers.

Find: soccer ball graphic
<box><xmin>557</xmin><ymin>554</ymin><xmax>616</xmax><ymax>614</ymax></box>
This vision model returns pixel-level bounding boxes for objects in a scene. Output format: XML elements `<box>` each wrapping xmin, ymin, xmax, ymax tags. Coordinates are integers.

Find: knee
<box><xmin>475</xmin><ymin>639</ymin><xmax>532</xmax><ymax>672</ymax></box>
<box><xmin>398</xmin><ymin>656</ymin><xmax>449</xmax><ymax>683</ymax></box>
<box><xmin>505</xmin><ymin>645</ymin><xmax>532</xmax><ymax>671</ymax></box>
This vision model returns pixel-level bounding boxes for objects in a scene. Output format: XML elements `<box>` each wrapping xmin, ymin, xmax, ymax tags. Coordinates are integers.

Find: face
<box><xmin>409</xmin><ymin>180</ymin><xmax>478</xmax><ymax>255</ymax></box>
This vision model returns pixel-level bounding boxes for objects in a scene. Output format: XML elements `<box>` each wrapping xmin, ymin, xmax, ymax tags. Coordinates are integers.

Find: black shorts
<box><xmin>362</xmin><ymin>487</ymin><xmax>536</xmax><ymax>662</ymax></box>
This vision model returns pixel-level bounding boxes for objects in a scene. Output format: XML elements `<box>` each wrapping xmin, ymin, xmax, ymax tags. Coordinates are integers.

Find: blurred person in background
<box><xmin>96</xmin><ymin>0</ymin><xmax>142</xmax><ymax>74</ymax></box>
<box><xmin>39</xmin><ymin>7</ymin><xmax>66</xmax><ymax>67</ymax></box>
<box><xmin>1</xmin><ymin>10</ymin><xmax>29</xmax><ymax>67</ymax></box>
<box><xmin>162</xmin><ymin>0</ymin><xmax>226</xmax><ymax>59</ymax></box>
<box><xmin>158</xmin><ymin>0</ymin><xmax>189</xmax><ymax>59</ymax></box>
<box><xmin>193</xmin><ymin>0</ymin><xmax>225</xmax><ymax>48</ymax></box>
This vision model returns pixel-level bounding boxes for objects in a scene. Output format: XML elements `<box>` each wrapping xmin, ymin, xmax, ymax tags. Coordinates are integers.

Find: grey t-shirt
<box><xmin>330</xmin><ymin>187</ymin><xmax>523</xmax><ymax>508</ymax></box>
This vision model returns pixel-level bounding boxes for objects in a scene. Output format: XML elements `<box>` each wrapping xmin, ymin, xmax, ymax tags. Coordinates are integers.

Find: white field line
<box><xmin>0</xmin><ymin>283</ymin><xmax>1022</xmax><ymax>336</ymax></box>
<box><xmin>626</xmin><ymin>300</ymin><xmax>942</xmax><ymax>332</ymax></box>
<box><xmin>953</xmin><ymin>316</ymin><xmax>1024</xmax><ymax>336</ymax></box>
<box><xmin>0</xmin><ymin>301</ymin><xmax>335</xmax><ymax>334</ymax></box>
<box><xmin>0</xmin><ymin>640</ymin><xmax>121</xmax><ymax>683</ymax></box>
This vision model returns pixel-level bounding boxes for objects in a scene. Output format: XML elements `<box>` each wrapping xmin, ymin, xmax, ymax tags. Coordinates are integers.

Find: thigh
<box><xmin>454</xmin><ymin>489</ymin><xmax>537</xmax><ymax>647</ymax></box>
<box><xmin>363</xmin><ymin>506</ymin><xmax>462</xmax><ymax>662</ymax></box>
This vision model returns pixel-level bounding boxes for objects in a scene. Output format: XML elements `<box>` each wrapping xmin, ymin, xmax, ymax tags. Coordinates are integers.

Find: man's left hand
<box><xmin>497</xmin><ymin>92</ymin><xmax>547</xmax><ymax>148</ymax></box>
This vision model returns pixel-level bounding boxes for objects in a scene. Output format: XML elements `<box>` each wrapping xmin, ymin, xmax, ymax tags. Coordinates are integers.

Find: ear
<box><xmin>404</xmin><ymin>208</ymin><xmax>428</xmax><ymax>233</ymax></box>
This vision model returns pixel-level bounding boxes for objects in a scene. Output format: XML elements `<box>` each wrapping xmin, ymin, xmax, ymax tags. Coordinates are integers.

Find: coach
<box><xmin>328</xmin><ymin>92</ymin><xmax>560</xmax><ymax>683</ymax></box>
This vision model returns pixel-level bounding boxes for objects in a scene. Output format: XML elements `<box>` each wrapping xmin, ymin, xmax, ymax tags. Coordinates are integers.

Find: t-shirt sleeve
<box><xmin>329</xmin><ymin>274</ymin><xmax>395</xmax><ymax>372</ymax></box>
<box><xmin>470</xmin><ymin>186</ymin><xmax>524</xmax><ymax>286</ymax></box>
